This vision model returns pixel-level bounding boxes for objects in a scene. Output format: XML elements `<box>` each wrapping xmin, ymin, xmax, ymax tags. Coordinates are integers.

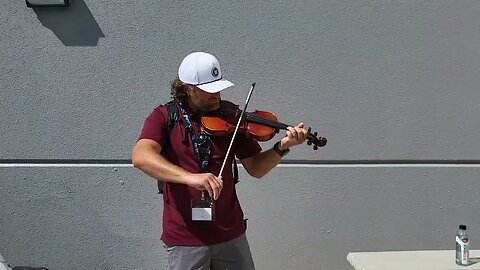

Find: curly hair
<box><xmin>170</xmin><ymin>78</ymin><xmax>186</xmax><ymax>101</ymax></box>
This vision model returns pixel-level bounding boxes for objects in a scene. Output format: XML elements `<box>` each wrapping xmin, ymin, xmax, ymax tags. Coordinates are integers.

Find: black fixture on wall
<box><xmin>26</xmin><ymin>0</ymin><xmax>70</xmax><ymax>8</ymax></box>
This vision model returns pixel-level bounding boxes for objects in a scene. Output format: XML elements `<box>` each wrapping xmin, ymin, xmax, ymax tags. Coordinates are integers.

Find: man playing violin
<box><xmin>132</xmin><ymin>52</ymin><xmax>308</xmax><ymax>270</ymax></box>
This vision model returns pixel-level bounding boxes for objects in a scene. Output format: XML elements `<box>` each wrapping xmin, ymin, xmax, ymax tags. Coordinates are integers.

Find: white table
<box><xmin>347</xmin><ymin>250</ymin><xmax>480</xmax><ymax>270</ymax></box>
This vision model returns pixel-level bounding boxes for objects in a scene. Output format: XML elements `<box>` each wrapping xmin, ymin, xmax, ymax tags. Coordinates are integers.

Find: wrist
<box><xmin>273</xmin><ymin>141</ymin><xmax>290</xmax><ymax>157</ymax></box>
<box><xmin>183</xmin><ymin>172</ymin><xmax>195</xmax><ymax>186</ymax></box>
<box><xmin>277</xmin><ymin>141</ymin><xmax>289</xmax><ymax>151</ymax></box>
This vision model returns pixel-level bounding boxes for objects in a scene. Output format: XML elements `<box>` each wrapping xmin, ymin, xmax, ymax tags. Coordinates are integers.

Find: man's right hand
<box><xmin>186</xmin><ymin>173</ymin><xmax>223</xmax><ymax>200</ymax></box>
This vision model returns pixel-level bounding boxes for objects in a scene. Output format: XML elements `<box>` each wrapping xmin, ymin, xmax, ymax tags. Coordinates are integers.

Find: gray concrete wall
<box><xmin>1</xmin><ymin>0</ymin><xmax>480</xmax><ymax>269</ymax></box>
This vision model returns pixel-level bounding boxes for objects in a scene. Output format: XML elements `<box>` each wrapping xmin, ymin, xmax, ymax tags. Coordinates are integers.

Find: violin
<box><xmin>211</xmin><ymin>83</ymin><xmax>326</xmax><ymax>177</ymax></box>
<box><xmin>201</xmin><ymin>109</ymin><xmax>327</xmax><ymax>150</ymax></box>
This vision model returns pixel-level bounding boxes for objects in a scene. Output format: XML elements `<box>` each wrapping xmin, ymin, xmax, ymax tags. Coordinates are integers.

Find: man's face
<box><xmin>185</xmin><ymin>84</ymin><xmax>221</xmax><ymax>113</ymax></box>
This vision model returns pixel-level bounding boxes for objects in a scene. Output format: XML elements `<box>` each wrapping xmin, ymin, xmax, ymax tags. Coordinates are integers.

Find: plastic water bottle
<box><xmin>456</xmin><ymin>224</ymin><xmax>470</xmax><ymax>265</ymax></box>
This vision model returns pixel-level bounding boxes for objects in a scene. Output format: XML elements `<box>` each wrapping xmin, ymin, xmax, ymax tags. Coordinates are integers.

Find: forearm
<box><xmin>246</xmin><ymin>122</ymin><xmax>310</xmax><ymax>178</ymax></box>
<box><xmin>131</xmin><ymin>140</ymin><xmax>192</xmax><ymax>185</ymax></box>
<box><xmin>132</xmin><ymin>139</ymin><xmax>224</xmax><ymax>199</ymax></box>
<box><xmin>243</xmin><ymin>144</ymin><xmax>283</xmax><ymax>179</ymax></box>
<box><xmin>134</xmin><ymin>154</ymin><xmax>191</xmax><ymax>184</ymax></box>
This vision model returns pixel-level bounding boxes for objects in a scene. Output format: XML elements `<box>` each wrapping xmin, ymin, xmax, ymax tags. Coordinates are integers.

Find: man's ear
<box><xmin>182</xmin><ymin>84</ymin><xmax>191</xmax><ymax>96</ymax></box>
<box><xmin>183</xmin><ymin>84</ymin><xmax>194</xmax><ymax>96</ymax></box>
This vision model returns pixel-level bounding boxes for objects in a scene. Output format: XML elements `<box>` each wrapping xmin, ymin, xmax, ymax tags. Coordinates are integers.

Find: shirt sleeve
<box><xmin>137</xmin><ymin>105</ymin><xmax>168</xmax><ymax>147</ymax></box>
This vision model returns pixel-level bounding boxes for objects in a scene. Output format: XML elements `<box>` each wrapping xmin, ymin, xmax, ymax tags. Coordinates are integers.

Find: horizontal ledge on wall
<box><xmin>2</xmin><ymin>159</ymin><xmax>480</xmax><ymax>168</ymax></box>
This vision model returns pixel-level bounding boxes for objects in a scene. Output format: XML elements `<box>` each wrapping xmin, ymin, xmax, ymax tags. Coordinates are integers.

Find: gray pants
<box><xmin>163</xmin><ymin>233</ymin><xmax>255</xmax><ymax>270</ymax></box>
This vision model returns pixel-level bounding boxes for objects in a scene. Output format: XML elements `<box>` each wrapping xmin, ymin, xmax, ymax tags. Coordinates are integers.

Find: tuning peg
<box><xmin>307</xmin><ymin>140</ymin><xmax>312</xmax><ymax>146</ymax></box>
<box><xmin>313</xmin><ymin>145</ymin><xmax>318</xmax><ymax>150</ymax></box>
<box><xmin>318</xmin><ymin>137</ymin><xmax>327</xmax><ymax>147</ymax></box>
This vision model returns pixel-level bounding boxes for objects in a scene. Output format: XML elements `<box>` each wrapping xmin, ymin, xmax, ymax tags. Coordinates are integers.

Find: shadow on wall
<box><xmin>32</xmin><ymin>0</ymin><xmax>104</xmax><ymax>46</ymax></box>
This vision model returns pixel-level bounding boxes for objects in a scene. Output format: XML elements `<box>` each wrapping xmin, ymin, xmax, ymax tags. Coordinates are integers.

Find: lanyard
<box><xmin>177</xmin><ymin>101</ymin><xmax>212</xmax><ymax>173</ymax></box>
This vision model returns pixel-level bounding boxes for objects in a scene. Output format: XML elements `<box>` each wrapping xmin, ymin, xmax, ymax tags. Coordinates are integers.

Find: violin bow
<box><xmin>218</xmin><ymin>83</ymin><xmax>256</xmax><ymax>178</ymax></box>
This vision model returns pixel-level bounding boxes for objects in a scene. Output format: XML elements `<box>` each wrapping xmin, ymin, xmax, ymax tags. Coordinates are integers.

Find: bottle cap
<box><xmin>459</xmin><ymin>225</ymin><xmax>467</xmax><ymax>230</ymax></box>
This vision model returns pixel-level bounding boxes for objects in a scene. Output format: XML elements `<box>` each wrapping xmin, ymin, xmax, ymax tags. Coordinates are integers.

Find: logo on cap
<box><xmin>211</xmin><ymin>67</ymin><xmax>219</xmax><ymax>77</ymax></box>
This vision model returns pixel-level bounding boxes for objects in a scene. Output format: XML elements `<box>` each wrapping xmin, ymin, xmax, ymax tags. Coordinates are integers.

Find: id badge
<box><xmin>191</xmin><ymin>192</ymin><xmax>215</xmax><ymax>221</ymax></box>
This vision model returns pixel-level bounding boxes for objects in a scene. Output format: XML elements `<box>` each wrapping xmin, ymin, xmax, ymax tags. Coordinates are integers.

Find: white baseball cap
<box><xmin>178</xmin><ymin>52</ymin><xmax>234</xmax><ymax>93</ymax></box>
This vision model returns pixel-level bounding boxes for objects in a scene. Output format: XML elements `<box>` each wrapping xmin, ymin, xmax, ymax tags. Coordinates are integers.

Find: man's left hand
<box><xmin>278</xmin><ymin>123</ymin><xmax>308</xmax><ymax>150</ymax></box>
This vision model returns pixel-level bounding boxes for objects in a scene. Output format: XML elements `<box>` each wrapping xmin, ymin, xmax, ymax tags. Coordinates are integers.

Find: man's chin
<box><xmin>204</xmin><ymin>108</ymin><xmax>219</xmax><ymax>113</ymax></box>
<box><xmin>205</xmin><ymin>103</ymin><xmax>220</xmax><ymax>112</ymax></box>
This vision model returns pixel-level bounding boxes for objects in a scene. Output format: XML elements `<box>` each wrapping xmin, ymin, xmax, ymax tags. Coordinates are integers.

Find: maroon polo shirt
<box><xmin>137</xmin><ymin>100</ymin><xmax>262</xmax><ymax>246</ymax></box>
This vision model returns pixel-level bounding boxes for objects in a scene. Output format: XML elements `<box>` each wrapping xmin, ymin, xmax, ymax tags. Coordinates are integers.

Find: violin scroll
<box><xmin>306</xmin><ymin>127</ymin><xmax>327</xmax><ymax>150</ymax></box>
